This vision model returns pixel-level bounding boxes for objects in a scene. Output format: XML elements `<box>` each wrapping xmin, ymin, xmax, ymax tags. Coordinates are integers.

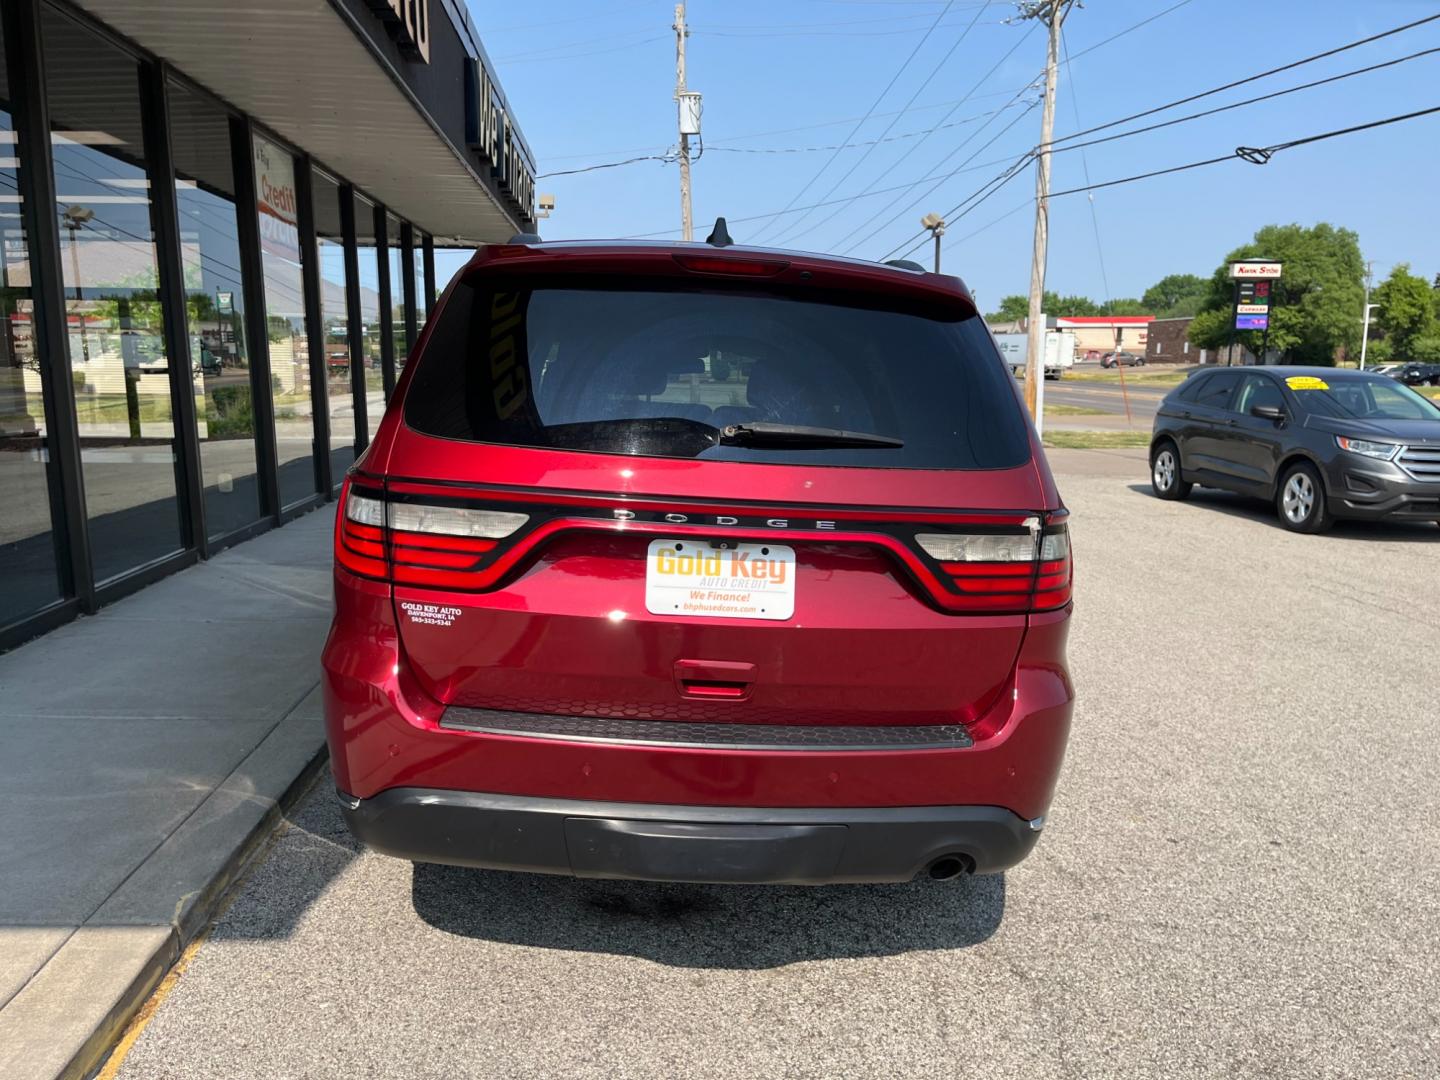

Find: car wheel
<box><xmin>1276</xmin><ymin>462</ymin><xmax>1331</xmax><ymax>533</ymax></box>
<box><xmin>1150</xmin><ymin>442</ymin><xmax>1191</xmax><ymax>500</ymax></box>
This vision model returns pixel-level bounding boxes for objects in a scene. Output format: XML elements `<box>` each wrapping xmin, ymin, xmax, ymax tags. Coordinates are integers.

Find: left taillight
<box><xmin>914</xmin><ymin>520</ymin><xmax>1072</xmax><ymax>613</ymax></box>
<box><xmin>335</xmin><ymin>479</ymin><xmax>528</xmax><ymax>588</ymax></box>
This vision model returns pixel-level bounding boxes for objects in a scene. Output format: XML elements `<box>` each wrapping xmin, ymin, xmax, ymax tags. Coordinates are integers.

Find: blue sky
<box><xmin>465</xmin><ymin>0</ymin><xmax>1438</xmax><ymax>307</ymax></box>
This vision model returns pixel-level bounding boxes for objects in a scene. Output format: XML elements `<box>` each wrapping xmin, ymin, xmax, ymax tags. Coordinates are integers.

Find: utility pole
<box><xmin>673</xmin><ymin>3</ymin><xmax>693</xmax><ymax>241</ymax></box>
<box><xmin>1019</xmin><ymin>0</ymin><xmax>1069</xmax><ymax>421</ymax></box>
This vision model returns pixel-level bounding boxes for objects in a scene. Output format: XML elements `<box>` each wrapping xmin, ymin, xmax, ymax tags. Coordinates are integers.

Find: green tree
<box><xmin>1373</xmin><ymin>264</ymin><xmax>1438</xmax><ymax>360</ymax></box>
<box><xmin>988</xmin><ymin>295</ymin><xmax>1031</xmax><ymax>321</ymax></box>
<box><xmin>1099</xmin><ymin>297</ymin><xmax>1147</xmax><ymax>316</ymax></box>
<box><xmin>1187</xmin><ymin>223</ymin><xmax>1364</xmax><ymax>365</ymax></box>
<box><xmin>1142</xmin><ymin>273</ymin><xmax>1208</xmax><ymax>317</ymax></box>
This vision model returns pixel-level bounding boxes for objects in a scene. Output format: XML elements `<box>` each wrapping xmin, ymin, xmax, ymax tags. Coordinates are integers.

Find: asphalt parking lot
<box><xmin>112</xmin><ymin>448</ymin><xmax>1440</xmax><ymax>1080</ymax></box>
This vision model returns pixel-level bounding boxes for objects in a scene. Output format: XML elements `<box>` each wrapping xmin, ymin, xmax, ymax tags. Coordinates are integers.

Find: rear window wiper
<box><xmin>718</xmin><ymin>422</ymin><xmax>903</xmax><ymax>449</ymax></box>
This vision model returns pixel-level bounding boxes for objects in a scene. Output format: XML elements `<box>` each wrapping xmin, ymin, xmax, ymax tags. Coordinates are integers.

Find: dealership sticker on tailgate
<box><xmin>644</xmin><ymin>539</ymin><xmax>795</xmax><ymax>620</ymax></box>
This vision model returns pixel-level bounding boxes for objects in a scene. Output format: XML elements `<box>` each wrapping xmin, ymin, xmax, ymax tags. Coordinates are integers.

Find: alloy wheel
<box><xmin>1153</xmin><ymin>449</ymin><xmax>1176</xmax><ymax>492</ymax></box>
<box><xmin>1282</xmin><ymin>472</ymin><xmax>1314</xmax><ymax>523</ymax></box>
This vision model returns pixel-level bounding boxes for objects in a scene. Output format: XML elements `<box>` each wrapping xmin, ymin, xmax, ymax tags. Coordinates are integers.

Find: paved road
<box><xmin>113</xmin><ymin>449</ymin><xmax>1440</xmax><ymax>1079</ymax></box>
<box><xmin>1046</xmin><ymin>378</ymin><xmax>1171</xmax><ymax>422</ymax></box>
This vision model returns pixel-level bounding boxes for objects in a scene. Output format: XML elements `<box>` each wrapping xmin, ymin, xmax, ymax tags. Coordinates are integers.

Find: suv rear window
<box><xmin>403</xmin><ymin>277</ymin><xmax>1031</xmax><ymax>470</ymax></box>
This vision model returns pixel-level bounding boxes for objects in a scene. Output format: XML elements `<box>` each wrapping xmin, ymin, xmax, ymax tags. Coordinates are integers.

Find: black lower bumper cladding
<box><xmin>339</xmin><ymin>788</ymin><xmax>1041</xmax><ymax>884</ymax></box>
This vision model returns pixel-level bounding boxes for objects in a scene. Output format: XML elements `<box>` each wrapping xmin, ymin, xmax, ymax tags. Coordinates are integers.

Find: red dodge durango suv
<box><xmin>322</xmin><ymin>231</ymin><xmax>1074</xmax><ymax>885</ymax></box>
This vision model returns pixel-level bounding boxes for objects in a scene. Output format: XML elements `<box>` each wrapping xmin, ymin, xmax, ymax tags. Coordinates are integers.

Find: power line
<box><xmin>538</xmin><ymin>154</ymin><xmax>671</xmax><ymax>179</ymax></box>
<box><xmin>1046</xmin><ymin>11</ymin><xmax>1440</xmax><ymax>148</ymax></box>
<box><xmin>620</xmin><ymin>151</ymin><xmax>1029</xmax><ymax>238</ymax></box>
<box><xmin>536</xmin><ymin>85</ymin><xmax>1033</xmax><ymax>163</ymax></box>
<box><xmin>612</xmin><ymin>0</ymin><xmax>1201</xmax><ymax>243</ymax></box>
<box><xmin>1060</xmin><ymin>0</ymin><xmax>1195</xmax><ymax>65</ymax></box>
<box><xmin>856</xmin><ymin>0</ymin><xmax>1198</xmax><ymax>260</ymax></box>
<box><xmin>1049</xmin><ymin>45</ymin><xmax>1440</xmax><ymax>158</ymax></box>
<box><xmin>850</xmin><ymin>91</ymin><xmax>1039</xmax><ymax>257</ymax></box>
<box><xmin>769</xmin><ymin>0</ymin><xmax>995</xmax><ymax>245</ymax></box>
<box><xmin>694</xmin><ymin>22</ymin><xmax>1004</xmax><ymax>39</ymax></box>
<box><xmin>539</xmin><ymin>100</ymin><xmax>1029</xmax><ymax>179</ymax></box>
<box><xmin>1045</xmin><ymin>104</ymin><xmax>1440</xmax><ymax>200</ymax></box>
<box><xmin>884</xmin><ymin>149</ymin><xmax>1033</xmax><ymax>260</ymax></box>
<box><xmin>496</xmin><ymin>35</ymin><xmax>667</xmax><ymax>64</ymax></box>
<box><xmin>751</xmin><ymin>0</ymin><xmax>958</xmax><ymax>242</ymax></box>
<box><xmin>823</xmin><ymin>28</ymin><xmax>1039</xmax><ymax>251</ymax></box>
<box><xmin>1060</xmin><ymin>25</ymin><xmax>1111</xmax><ymax>306</ymax></box>
<box><xmin>706</xmin><ymin>100</ymin><xmax>1027</xmax><ymax>154</ymax></box>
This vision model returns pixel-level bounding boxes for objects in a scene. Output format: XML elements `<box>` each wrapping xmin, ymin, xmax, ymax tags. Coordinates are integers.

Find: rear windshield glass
<box><xmin>403</xmin><ymin>278</ymin><xmax>1031</xmax><ymax>470</ymax></box>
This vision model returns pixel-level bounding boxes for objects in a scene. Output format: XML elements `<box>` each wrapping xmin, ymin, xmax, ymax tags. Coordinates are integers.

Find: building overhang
<box><xmin>72</xmin><ymin>0</ymin><xmax>535</xmax><ymax>244</ymax></box>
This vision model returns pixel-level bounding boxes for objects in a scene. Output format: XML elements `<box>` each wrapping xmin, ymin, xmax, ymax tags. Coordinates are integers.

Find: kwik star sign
<box><xmin>1230</xmin><ymin>260</ymin><xmax>1282</xmax><ymax>331</ymax></box>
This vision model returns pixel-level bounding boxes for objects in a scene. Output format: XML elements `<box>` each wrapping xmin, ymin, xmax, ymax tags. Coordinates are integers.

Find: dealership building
<box><xmin>1</xmin><ymin>0</ymin><xmax>536</xmax><ymax>648</ymax></box>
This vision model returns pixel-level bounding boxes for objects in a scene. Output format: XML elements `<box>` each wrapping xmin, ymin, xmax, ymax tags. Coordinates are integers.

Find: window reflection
<box><xmin>387</xmin><ymin>212</ymin><xmax>407</xmax><ymax>366</ymax></box>
<box><xmin>2</xmin><ymin>18</ymin><xmax>65</xmax><ymax>624</ymax></box>
<box><xmin>413</xmin><ymin>230</ymin><xmax>429</xmax><ymax>327</ymax></box>
<box><xmin>169</xmin><ymin>81</ymin><xmax>261</xmax><ymax>540</ymax></box>
<box><xmin>314</xmin><ymin>170</ymin><xmax>354</xmax><ymax>480</ymax></box>
<box><xmin>252</xmin><ymin>132</ymin><xmax>315</xmax><ymax>507</ymax></box>
<box><xmin>44</xmin><ymin>4</ymin><xmax>183</xmax><ymax>583</ymax></box>
<box><xmin>353</xmin><ymin>194</ymin><xmax>384</xmax><ymax>440</ymax></box>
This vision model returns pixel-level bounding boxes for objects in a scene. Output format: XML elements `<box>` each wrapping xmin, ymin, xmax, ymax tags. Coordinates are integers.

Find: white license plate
<box><xmin>644</xmin><ymin>539</ymin><xmax>795</xmax><ymax>620</ymax></box>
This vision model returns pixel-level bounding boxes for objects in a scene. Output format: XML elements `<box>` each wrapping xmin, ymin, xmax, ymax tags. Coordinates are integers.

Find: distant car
<box><xmin>1390</xmin><ymin>362</ymin><xmax>1440</xmax><ymax>387</ymax></box>
<box><xmin>1149</xmin><ymin>367</ymin><xmax>1440</xmax><ymax>532</ymax></box>
<box><xmin>1369</xmin><ymin>364</ymin><xmax>1402</xmax><ymax>378</ymax></box>
<box><xmin>1100</xmin><ymin>351</ymin><xmax>1144</xmax><ymax>368</ymax></box>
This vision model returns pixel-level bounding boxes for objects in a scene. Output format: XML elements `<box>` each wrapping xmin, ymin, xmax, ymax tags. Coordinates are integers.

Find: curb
<box><xmin>0</xmin><ymin>700</ymin><xmax>330</xmax><ymax>1080</ymax></box>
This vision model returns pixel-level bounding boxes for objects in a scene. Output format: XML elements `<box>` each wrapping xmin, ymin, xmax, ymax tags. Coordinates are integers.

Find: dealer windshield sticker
<box><xmin>400</xmin><ymin>601</ymin><xmax>462</xmax><ymax>627</ymax></box>
<box><xmin>1286</xmin><ymin>376</ymin><xmax>1330</xmax><ymax>391</ymax></box>
<box><xmin>644</xmin><ymin>539</ymin><xmax>796</xmax><ymax>621</ymax></box>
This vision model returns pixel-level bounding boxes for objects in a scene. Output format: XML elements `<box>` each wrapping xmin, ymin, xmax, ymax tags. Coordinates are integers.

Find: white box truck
<box><xmin>992</xmin><ymin>330</ymin><xmax>1077</xmax><ymax>380</ymax></box>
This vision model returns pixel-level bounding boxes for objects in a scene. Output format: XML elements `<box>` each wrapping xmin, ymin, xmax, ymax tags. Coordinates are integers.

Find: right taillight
<box><xmin>916</xmin><ymin>521</ymin><xmax>1071</xmax><ymax>613</ymax></box>
<box><xmin>335</xmin><ymin>479</ymin><xmax>528</xmax><ymax>588</ymax></box>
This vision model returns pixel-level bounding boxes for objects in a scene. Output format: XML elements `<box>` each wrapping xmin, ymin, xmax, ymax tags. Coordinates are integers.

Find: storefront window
<box><xmin>252</xmin><ymin>131</ymin><xmax>315</xmax><ymax>507</ymax></box>
<box><xmin>314</xmin><ymin>169</ymin><xmax>353</xmax><ymax>480</ymax></box>
<box><xmin>44</xmin><ymin>4</ymin><xmax>183</xmax><ymax>584</ymax></box>
<box><xmin>1</xmin><ymin>18</ymin><xmax>65</xmax><ymax>625</ymax></box>
<box><xmin>169</xmin><ymin>81</ymin><xmax>261</xmax><ymax>540</ymax></box>
<box><xmin>386</xmin><ymin>212</ymin><xmax>406</xmax><ymax>366</ymax></box>
<box><xmin>413</xmin><ymin>229</ymin><xmax>429</xmax><ymax>326</ymax></box>
<box><xmin>353</xmin><ymin>193</ymin><xmax>383</xmax><ymax>439</ymax></box>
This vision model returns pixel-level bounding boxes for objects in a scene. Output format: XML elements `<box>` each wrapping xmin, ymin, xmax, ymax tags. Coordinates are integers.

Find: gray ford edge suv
<box><xmin>1149</xmin><ymin>367</ymin><xmax>1440</xmax><ymax>532</ymax></box>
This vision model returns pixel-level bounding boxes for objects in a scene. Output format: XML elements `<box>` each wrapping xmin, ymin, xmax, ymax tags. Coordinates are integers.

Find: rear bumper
<box><xmin>339</xmin><ymin>787</ymin><xmax>1042</xmax><ymax>883</ymax></box>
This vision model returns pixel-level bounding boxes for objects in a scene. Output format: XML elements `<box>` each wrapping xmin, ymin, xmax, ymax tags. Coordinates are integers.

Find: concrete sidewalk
<box><xmin>0</xmin><ymin>507</ymin><xmax>336</xmax><ymax>1080</ymax></box>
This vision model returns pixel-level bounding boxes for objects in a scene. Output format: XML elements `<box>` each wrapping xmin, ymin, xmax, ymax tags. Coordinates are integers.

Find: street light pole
<box><xmin>1359</xmin><ymin>303</ymin><xmax>1382</xmax><ymax>370</ymax></box>
<box><xmin>920</xmin><ymin>213</ymin><xmax>946</xmax><ymax>273</ymax></box>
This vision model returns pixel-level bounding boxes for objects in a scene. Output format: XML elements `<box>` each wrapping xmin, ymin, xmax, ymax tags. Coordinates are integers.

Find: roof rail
<box><xmin>885</xmin><ymin>259</ymin><xmax>926</xmax><ymax>273</ymax></box>
<box><xmin>508</xmin><ymin>232</ymin><xmax>543</xmax><ymax>245</ymax></box>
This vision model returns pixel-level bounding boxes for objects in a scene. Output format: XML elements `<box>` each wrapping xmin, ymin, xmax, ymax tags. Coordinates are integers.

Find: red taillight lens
<box><xmin>917</xmin><ymin>523</ymin><xmax>1071</xmax><ymax>612</ymax></box>
<box><xmin>334</xmin><ymin>480</ymin><xmax>525</xmax><ymax>587</ymax></box>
